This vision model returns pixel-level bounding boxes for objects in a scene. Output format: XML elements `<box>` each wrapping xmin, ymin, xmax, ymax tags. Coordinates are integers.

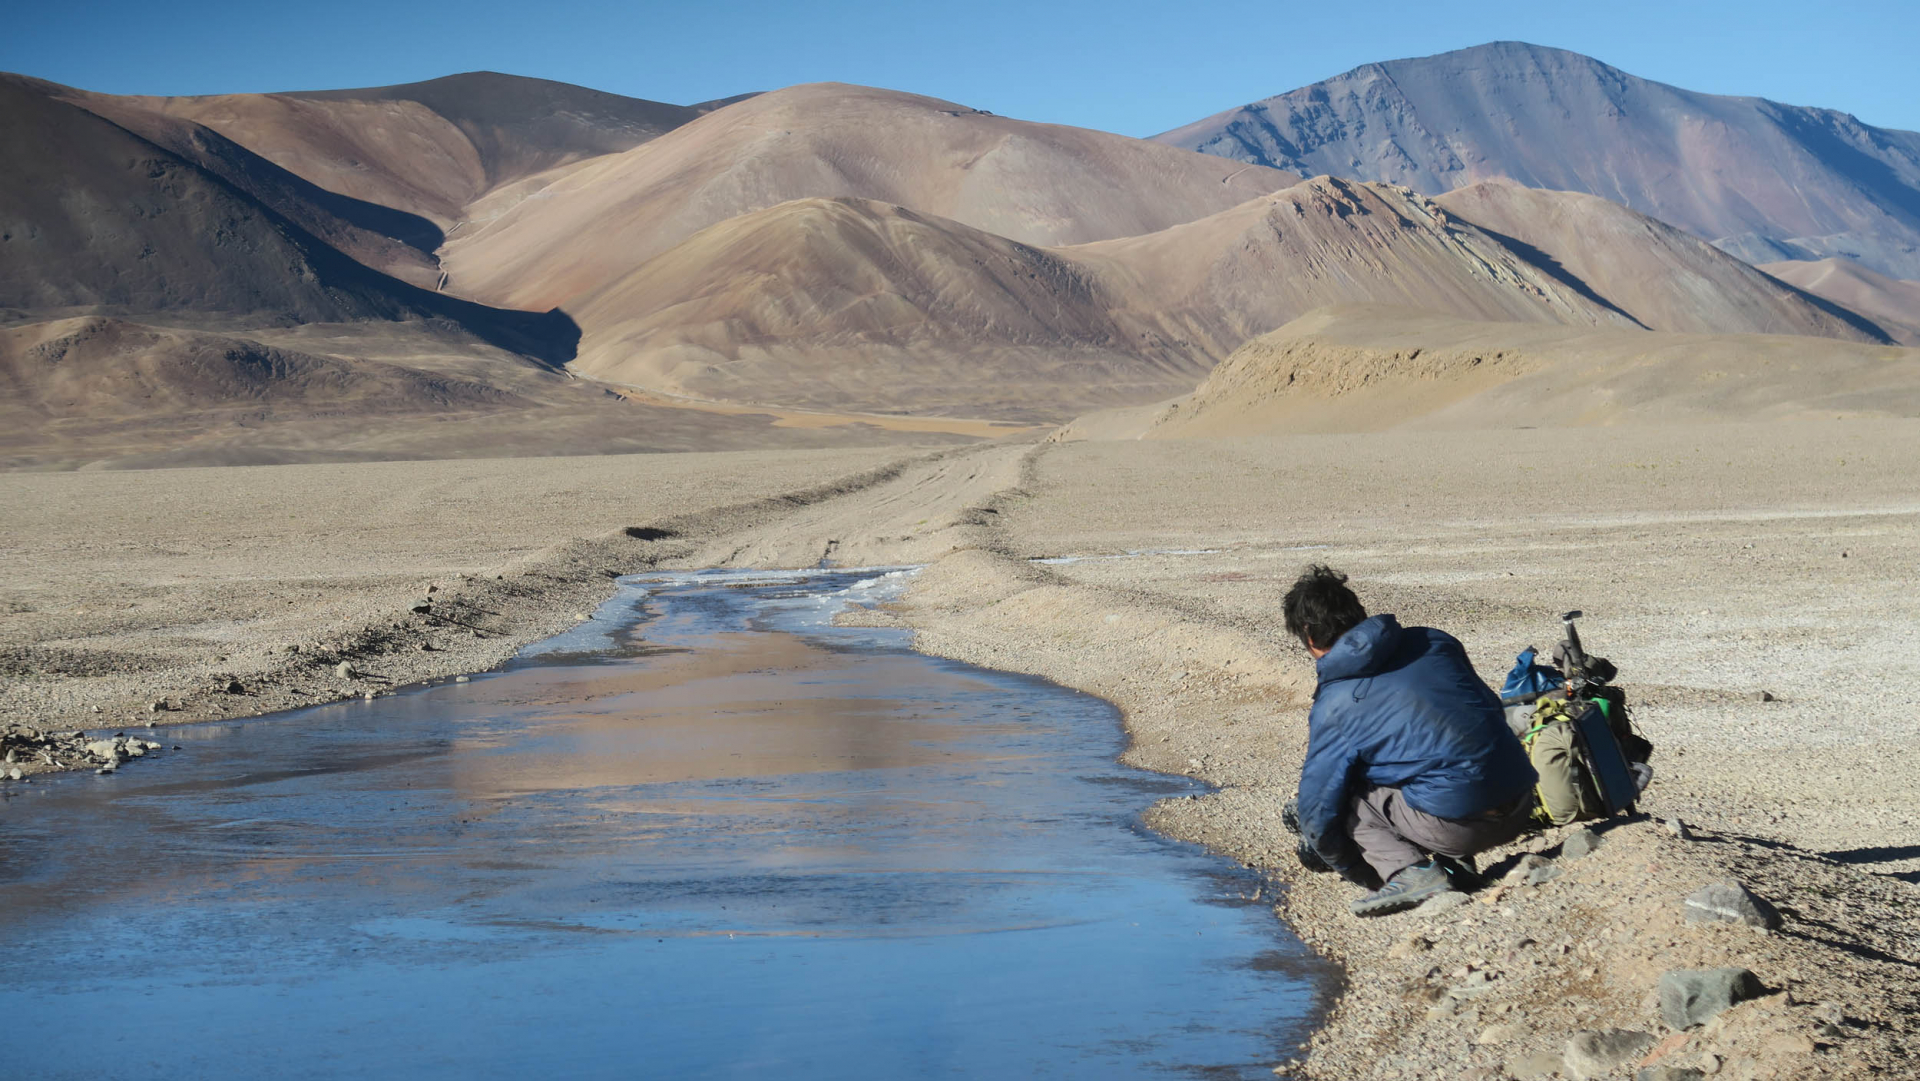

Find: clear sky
<box><xmin>6</xmin><ymin>0</ymin><xmax>1916</xmax><ymax>136</ymax></box>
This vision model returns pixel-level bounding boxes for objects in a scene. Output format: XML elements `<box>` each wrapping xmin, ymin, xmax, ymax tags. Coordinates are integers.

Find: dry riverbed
<box><xmin>5</xmin><ymin>423</ymin><xmax>1918</xmax><ymax>1079</ymax></box>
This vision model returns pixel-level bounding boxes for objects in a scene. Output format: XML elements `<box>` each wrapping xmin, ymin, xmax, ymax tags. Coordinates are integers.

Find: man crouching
<box><xmin>1286</xmin><ymin>565</ymin><xmax>1537</xmax><ymax>916</ymax></box>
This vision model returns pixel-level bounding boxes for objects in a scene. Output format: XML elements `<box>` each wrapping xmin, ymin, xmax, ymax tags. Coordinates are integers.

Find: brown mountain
<box><xmin>437</xmin><ymin>82</ymin><xmax>1303</xmax><ymax>315</ymax></box>
<box><xmin>1153</xmin><ymin>42</ymin><xmax>1920</xmax><ymax>280</ymax></box>
<box><xmin>551</xmin><ymin>170</ymin><xmax>1894</xmax><ymax>421</ymax></box>
<box><xmin>136</xmin><ymin>72</ymin><xmax>712</xmax><ymax>228</ymax></box>
<box><xmin>1433</xmin><ymin>182</ymin><xmax>1888</xmax><ymax>340</ymax></box>
<box><xmin>1758</xmin><ymin>259</ymin><xmax>1920</xmax><ymax>346</ymax></box>
<box><xmin>0</xmin><ymin>75</ymin><xmax>576</xmax><ymax>363</ymax></box>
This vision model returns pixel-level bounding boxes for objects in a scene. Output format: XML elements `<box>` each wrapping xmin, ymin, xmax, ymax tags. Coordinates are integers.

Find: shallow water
<box><xmin>0</xmin><ymin>568</ymin><xmax>1327</xmax><ymax>1079</ymax></box>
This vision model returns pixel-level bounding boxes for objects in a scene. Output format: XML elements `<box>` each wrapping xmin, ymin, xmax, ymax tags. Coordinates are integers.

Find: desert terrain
<box><xmin>6</xmin><ymin>40</ymin><xmax>1920</xmax><ymax>1080</ymax></box>
<box><xmin>7</xmin><ymin>414</ymin><xmax>1918</xmax><ymax>1079</ymax></box>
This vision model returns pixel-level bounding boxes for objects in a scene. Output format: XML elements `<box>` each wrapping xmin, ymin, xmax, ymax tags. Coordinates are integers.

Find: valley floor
<box><xmin>4</xmin><ymin>422</ymin><xmax>1917</xmax><ymax>1079</ymax></box>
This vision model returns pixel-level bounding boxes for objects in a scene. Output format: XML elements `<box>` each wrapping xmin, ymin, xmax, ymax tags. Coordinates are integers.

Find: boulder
<box><xmin>335</xmin><ymin>661</ymin><xmax>357</xmax><ymax>680</ymax></box>
<box><xmin>1564</xmin><ymin>1029</ymin><xmax>1656</xmax><ymax>1079</ymax></box>
<box><xmin>1683</xmin><ymin>881</ymin><xmax>1782</xmax><ymax>929</ymax></box>
<box><xmin>84</xmin><ymin>740</ymin><xmax>121</xmax><ymax>760</ymax></box>
<box><xmin>1659</xmin><ymin>967</ymin><xmax>1765</xmax><ymax>1029</ymax></box>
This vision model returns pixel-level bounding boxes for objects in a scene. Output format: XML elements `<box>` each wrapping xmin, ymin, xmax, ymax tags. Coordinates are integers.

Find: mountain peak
<box><xmin>1153</xmin><ymin>44</ymin><xmax>1920</xmax><ymax>279</ymax></box>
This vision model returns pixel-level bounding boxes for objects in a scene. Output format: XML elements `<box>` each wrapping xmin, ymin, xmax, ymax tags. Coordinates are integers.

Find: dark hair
<box><xmin>1283</xmin><ymin>565</ymin><xmax>1367</xmax><ymax>650</ymax></box>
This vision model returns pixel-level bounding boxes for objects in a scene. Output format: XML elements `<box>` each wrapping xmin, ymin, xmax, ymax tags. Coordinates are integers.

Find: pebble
<box><xmin>454</xmin><ymin>675</ymin><xmax>471</xmax><ymax>683</ymax></box>
<box><xmin>1563</xmin><ymin>1029</ymin><xmax>1656</xmax><ymax>1079</ymax></box>
<box><xmin>5</xmin><ymin>767</ymin><xmax>22</xmax><ymax>781</ymax></box>
<box><xmin>1508</xmin><ymin>1050</ymin><xmax>1565</xmax><ymax>1079</ymax></box>
<box><xmin>1638</xmin><ymin>1067</ymin><xmax>1706</xmax><ymax>1081</ymax></box>
<box><xmin>1526</xmin><ymin>860</ymin><xmax>1564</xmax><ymax>886</ymax></box>
<box><xmin>1388</xmin><ymin>933</ymin><xmax>1432</xmax><ymax>958</ymax></box>
<box><xmin>1416</xmin><ymin>891</ymin><xmax>1472</xmax><ymax>916</ymax></box>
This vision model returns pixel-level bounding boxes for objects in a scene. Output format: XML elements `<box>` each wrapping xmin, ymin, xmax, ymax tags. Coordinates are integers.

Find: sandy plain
<box><xmin>4</xmin><ymin>421</ymin><xmax>1918</xmax><ymax>1079</ymax></box>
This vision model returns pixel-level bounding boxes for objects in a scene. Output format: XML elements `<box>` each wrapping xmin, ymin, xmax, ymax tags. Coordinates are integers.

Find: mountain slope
<box><xmin>1154</xmin><ymin>42</ymin><xmax>1920</xmax><ymax>279</ymax></box>
<box><xmin>561</xmin><ymin>197</ymin><xmax>1200</xmax><ymax>421</ymax></box>
<box><xmin>1134</xmin><ymin>305</ymin><xmax>1920</xmax><ymax>437</ymax></box>
<box><xmin>1071</xmin><ymin>176</ymin><xmax>1634</xmax><ymax>356</ymax></box>
<box><xmin>138</xmin><ymin>72</ymin><xmax>707</xmax><ymax>226</ymax></box>
<box><xmin>0</xmin><ymin>76</ymin><xmax>577</xmax><ymax>363</ymax></box>
<box><xmin>554</xmin><ymin>180</ymin><xmax>1644</xmax><ymax>420</ymax></box>
<box><xmin>1758</xmin><ymin>259</ymin><xmax>1920</xmax><ymax>345</ymax></box>
<box><xmin>1434</xmin><ymin>182</ymin><xmax>1890</xmax><ymax>341</ymax></box>
<box><xmin>438</xmin><ymin>82</ymin><xmax>1302</xmax><ymax>315</ymax></box>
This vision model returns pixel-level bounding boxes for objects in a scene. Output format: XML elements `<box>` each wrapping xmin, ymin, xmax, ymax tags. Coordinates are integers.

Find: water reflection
<box><xmin>0</xmin><ymin>568</ymin><xmax>1329</xmax><ymax>1079</ymax></box>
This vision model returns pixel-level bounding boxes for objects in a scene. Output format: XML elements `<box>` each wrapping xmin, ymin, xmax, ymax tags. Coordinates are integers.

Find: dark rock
<box><xmin>1562</xmin><ymin>826</ymin><xmax>1602</xmax><ymax>859</ymax></box>
<box><xmin>1563</xmin><ymin>1029</ymin><xmax>1655</xmax><ymax>1079</ymax></box>
<box><xmin>1659</xmin><ymin>967</ymin><xmax>1765</xmax><ymax>1029</ymax></box>
<box><xmin>223</xmin><ymin>679</ymin><xmax>244</xmax><ymax>694</ymax></box>
<box><xmin>1638</xmin><ymin>1068</ymin><xmax>1706</xmax><ymax>1081</ymax></box>
<box><xmin>1505</xmin><ymin>853</ymin><xmax>1553</xmax><ymax>885</ymax></box>
<box><xmin>1684</xmin><ymin>881</ymin><xmax>1782</xmax><ymax>929</ymax></box>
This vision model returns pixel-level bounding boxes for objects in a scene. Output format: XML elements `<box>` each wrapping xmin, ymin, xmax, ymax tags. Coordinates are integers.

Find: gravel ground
<box><xmin>0</xmin><ymin>447</ymin><xmax>909</xmax><ymax>759</ymax></box>
<box><xmin>861</xmin><ymin>423</ymin><xmax>1920</xmax><ymax>1079</ymax></box>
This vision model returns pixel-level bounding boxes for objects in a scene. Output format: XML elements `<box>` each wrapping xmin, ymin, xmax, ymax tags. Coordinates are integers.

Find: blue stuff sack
<box><xmin>1501</xmin><ymin>647</ymin><xmax>1566</xmax><ymax>700</ymax></box>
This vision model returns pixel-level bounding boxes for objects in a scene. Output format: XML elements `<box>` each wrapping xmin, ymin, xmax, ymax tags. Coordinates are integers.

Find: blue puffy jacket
<box><xmin>1296</xmin><ymin>614</ymin><xmax>1537</xmax><ymax>873</ymax></box>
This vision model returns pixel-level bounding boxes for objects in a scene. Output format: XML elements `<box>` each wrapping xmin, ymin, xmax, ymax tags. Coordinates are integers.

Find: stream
<box><xmin>0</xmin><ymin>567</ymin><xmax>1329</xmax><ymax>1079</ymax></box>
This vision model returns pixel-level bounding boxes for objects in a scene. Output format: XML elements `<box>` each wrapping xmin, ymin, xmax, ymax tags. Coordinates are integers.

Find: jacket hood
<box><xmin>1315</xmin><ymin>614</ymin><xmax>1404</xmax><ymax>684</ymax></box>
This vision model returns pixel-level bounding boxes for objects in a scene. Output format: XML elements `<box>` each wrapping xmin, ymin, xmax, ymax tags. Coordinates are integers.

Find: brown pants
<box><xmin>1346</xmin><ymin>784</ymin><xmax>1534</xmax><ymax>881</ymax></box>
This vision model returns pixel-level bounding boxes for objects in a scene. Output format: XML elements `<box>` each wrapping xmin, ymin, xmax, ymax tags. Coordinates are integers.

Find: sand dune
<box><xmin>1124</xmin><ymin>305</ymin><xmax>1920</xmax><ymax>437</ymax></box>
<box><xmin>1759</xmin><ymin>258</ymin><xmax>1920</xmax><ymax>345</ymax></box>
<box><xmin>1436</xmin><ymin>182</ymin><xmax>1890</xmax><ymax>341</ymax></box>
<box><xmin>438</xmin><ymin>82</ymin><xmax>1302</xmax><ymax>314</ymax></box>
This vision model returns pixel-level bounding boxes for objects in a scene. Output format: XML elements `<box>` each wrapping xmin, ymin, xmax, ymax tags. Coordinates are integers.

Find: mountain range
<box><xmin>2</xmin><ymin>49</ymin><xmax>1915</xmax><ymax>466</ymax></box>
<box><xmin>1153</xmin><ymin>41</ymin><xmax>1920</xmax><ymax>281</ymax></box>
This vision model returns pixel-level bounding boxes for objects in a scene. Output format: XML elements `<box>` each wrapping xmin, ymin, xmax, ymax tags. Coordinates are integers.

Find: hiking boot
<box><xmin>1432</xmin><ymin>854</ymin><xmax>1482</xmax><ymax>891</ymax></box>
<box><xmin>1350</xmin><ymin>861</ymin><xmax>1456</xmax><ymax>917</ymax></box>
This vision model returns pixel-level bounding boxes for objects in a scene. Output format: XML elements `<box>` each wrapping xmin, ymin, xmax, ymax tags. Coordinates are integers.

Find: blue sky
<box><xmin>6</xmin><ymin>0</ymin><xmax>1916</xmax><ymax>136</ymax></box>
